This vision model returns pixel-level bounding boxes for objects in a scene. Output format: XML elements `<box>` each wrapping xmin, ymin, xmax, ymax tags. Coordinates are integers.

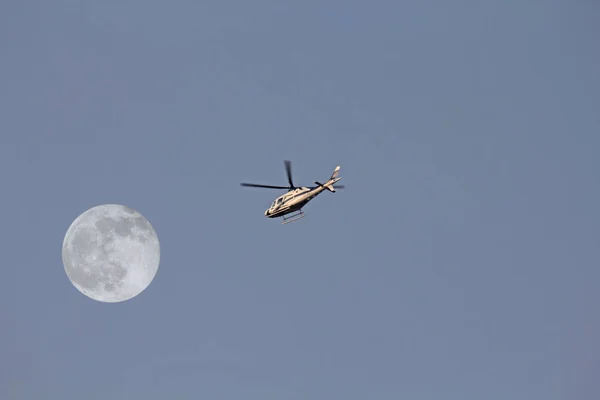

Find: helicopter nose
<box><xmin>264</xmin><ymin>209</ymin><xmax>269</xmax><ymax>216</ymax></box>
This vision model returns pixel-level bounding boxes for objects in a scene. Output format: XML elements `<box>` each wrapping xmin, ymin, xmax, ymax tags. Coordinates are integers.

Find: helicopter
<box><xmin>240</xmin><ymin>160</ymin><xmax>344</xmax><ymax>224</ymax></box>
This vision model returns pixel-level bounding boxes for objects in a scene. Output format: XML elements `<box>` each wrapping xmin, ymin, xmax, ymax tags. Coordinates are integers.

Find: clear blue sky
<box><xmin>1</xmin><ymin>1</ymin><xmax>599</xmax><ymax>399</ymax></box>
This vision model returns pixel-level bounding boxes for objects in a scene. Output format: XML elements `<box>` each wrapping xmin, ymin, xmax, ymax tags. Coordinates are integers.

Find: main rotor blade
<box><xmin>240</xmin><ymin>183</ymin><xmax>290</xmax><ymax>189</ymax></box>
<box><xmin>284</xmin><ymin>160</ymin><xmax>295</xmax><ymax>188</ymax></box>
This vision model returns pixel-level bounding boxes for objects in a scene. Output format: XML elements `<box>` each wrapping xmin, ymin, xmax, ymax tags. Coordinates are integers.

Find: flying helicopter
<box><xmin>240</xmin><ymin>160</ymin><xmax>344</xmax><ymax>224</ymax></box>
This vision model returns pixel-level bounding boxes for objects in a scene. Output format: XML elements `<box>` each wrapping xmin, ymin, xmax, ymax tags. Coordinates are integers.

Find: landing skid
<box><xmin>282</xmin><ymin>209</ymin><xmax>305</xmax><ymax>224</ymax></box>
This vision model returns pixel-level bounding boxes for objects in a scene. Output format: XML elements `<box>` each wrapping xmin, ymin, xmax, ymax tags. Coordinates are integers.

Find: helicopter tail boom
<box><xmin>314</xmin><ymin>176</ymin><xmax>341</xmax><ymax>193</ymax></box>
<box><xmin>311</xmin><ymin>166</ymin><xmax>343</xmax><ymax>193</ymax></box>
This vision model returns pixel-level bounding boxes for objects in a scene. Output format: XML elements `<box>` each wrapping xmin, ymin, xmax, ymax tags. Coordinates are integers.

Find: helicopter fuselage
<box><xmin>264</xmin><ymin>177</ymin><xmax>341</xmax><ymax>218</ymax></box>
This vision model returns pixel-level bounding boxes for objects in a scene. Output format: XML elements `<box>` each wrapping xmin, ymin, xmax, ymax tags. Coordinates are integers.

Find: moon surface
<box><xmin>62</xmin><ymin>204</ymin><xmax>160</xmax><ymax>302</ymax></box>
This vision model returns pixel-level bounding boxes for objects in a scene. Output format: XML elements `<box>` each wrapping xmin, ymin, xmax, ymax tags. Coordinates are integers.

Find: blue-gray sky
<box><xmin>2</xmin><ymin>1</ymin><xmax>599</xmax><ymax>399</ymax></box>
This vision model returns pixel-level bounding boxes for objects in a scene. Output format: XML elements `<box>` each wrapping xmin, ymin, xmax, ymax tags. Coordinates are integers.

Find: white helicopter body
<box><xmin>241</xmin><ymin>161</ymin><xmax>344</xmax><ymax>224</ymax></box>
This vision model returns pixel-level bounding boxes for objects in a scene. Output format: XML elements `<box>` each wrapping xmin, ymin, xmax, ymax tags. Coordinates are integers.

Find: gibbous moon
<box><xmin>62</xmin><ymin>204</ymin><xmax>160</xmax><ymax>302</ymax></box>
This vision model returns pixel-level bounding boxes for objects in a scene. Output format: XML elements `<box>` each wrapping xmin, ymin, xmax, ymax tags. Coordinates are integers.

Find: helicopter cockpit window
<box><xmin>277</xmin><ymin>198</ymin><xmax>283</xmax><ymax>204</ymax></box>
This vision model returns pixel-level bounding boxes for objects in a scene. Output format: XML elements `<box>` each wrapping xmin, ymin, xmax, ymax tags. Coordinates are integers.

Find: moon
<box><xmin>62</xmin><ymin>204</ymin><xmax>160</xmax><ymax>302</ymax></box>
